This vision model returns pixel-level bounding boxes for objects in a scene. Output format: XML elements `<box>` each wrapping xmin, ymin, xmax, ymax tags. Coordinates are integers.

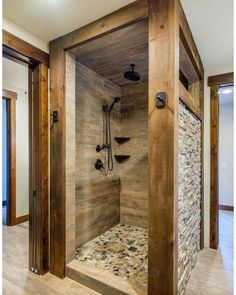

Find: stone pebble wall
<box><xmin>178</xmin><ymin>102</ymin><xmax>201</xmax><ymax>295</ymax></box>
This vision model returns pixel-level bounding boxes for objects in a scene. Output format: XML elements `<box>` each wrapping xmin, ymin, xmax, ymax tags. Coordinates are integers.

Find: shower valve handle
<box><xmin>96</xmin><ymin>144</ymin><xmax>110</xmax><ymax>152</ymax></box>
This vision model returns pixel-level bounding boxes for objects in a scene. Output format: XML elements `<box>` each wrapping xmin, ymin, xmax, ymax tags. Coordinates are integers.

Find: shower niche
<box><xmin>66</xmin><ymin>19</ymin><xmax>149</xmax><ymax>293</ymax></box>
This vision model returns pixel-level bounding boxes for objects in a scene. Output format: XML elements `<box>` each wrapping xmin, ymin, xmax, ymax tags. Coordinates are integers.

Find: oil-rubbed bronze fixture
<box><xmin>94</xmin><ymin>159</ymin><xmax>104</xmax><ymax>171</ymax></box>
<box><xmin>95</xmin><ymin>97</ymin><xmax>121</xmax><ymax>175</ymax></box>
<box><xmin>124</xmin><ymin>64</ymin><xmax>140</xmax><ymax>81</ymax></box>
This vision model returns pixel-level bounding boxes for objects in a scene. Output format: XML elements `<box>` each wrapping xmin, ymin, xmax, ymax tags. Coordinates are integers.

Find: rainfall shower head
<box><xmin>124</xmin><ymin>64</ymin><xmax>140</xmax><ymax>81</ymax></box>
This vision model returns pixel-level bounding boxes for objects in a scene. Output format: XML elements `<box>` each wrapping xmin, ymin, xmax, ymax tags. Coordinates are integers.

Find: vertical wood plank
<box><xmin>49</xmin><ymin>38</ymin><xmax>66</xmax><ymax>278</ymax></box>
<box><xmin>8</xmin><ymin>98</ymin><xmax>16</xmax><ymax>226</ymax></box>
<box><xmin>210</xmin><ymin>85</ymin><xmax>219</xmax><ymax>249</ymax></box>
<box><xmin>148</xmin><ymin>0</ymin><xmax>179</xmax><ymax>294</ymax></box>
<box><xmin>39</xmin><ymin>63</ymin><xmax>49</xmax><ymax>274</ymax></box>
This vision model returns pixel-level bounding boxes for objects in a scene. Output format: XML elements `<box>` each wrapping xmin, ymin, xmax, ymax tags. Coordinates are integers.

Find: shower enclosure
<box><xmin>49</xmin><ymin>1</ymin><xmax>204</xmax><ymax>294</ymax></box>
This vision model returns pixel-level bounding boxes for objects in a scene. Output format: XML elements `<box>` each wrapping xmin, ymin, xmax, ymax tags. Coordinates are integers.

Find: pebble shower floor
<box><xmin>76</xmin><ymin>223</ymin><xmax>148</xmax><ymax>286</ymax></box>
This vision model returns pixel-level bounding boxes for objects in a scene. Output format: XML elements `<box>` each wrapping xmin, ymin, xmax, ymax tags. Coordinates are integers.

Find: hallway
<box><xmin>186</xmin><ymin>210</ymin><xmax>234</xmax><ymax>295</ymax></box>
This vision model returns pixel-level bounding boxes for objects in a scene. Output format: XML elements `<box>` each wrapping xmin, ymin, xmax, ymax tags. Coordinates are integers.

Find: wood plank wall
<box><xmin>75</xmin><ymin>62</ymin><xmax>121</xmax><ymax>247</ymax></box>
<box><xmin>120</xmin><ymin>82</ymin><xmax>149</xmax><ymax>228</ymax></box>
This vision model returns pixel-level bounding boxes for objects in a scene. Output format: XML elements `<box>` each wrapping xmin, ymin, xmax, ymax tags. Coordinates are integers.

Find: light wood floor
<box><xmin>2</xmin><ymin>210</ymin><xmax>233</xmax><ymax>295</ymax></box>
<box><xmin>186</xmin><ymin>210</ymin><xmax>234</xmax><ymax>295</ymax></box>
<box><xmin>2</xmin><ymin>222</ymin><xmax>100</xmax><ymax>295</ymax></box>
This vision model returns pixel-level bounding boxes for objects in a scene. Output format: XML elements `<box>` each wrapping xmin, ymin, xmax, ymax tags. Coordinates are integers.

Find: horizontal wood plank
<box><xmin>3</xmin><ymin>30</ymin><xmax>49</xmax><ymax>66</ymax></box>
<box><xmin>63</xmin><ymin>0</ymin><xmax>148</xmax><ymax>50</ymax></box>
<box><xmin>219</xmin><ymin>205</ymin><xmax>234</xmax><ymax>212</ymax></box>
<box><xmin>179</xmin><ymin>81</ymin><xmax>203</xmax><ymax>120</ymax></box>
<box><xmin>208</xmin><ymin>72</ymin><xmax>234</xmax><ymax>86</ymax></box>
<box><xmin>15</xmin><ymin>215</ymin><xmax>29</xmax><ymax>225</ymax></box>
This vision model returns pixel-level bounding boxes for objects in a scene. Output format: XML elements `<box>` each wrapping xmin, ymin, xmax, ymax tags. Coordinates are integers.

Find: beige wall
<box><xmin>3</xmin><ymin>58</ymin><xmax>29</xmax><ymax>217</ymax></box>
<box><xmin>203</xmin><ymin>66</ymin><xmax>233</xmax><ymax>247</ymax></box>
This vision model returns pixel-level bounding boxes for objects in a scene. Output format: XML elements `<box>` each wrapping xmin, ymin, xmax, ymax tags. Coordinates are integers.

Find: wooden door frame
<box><xmin>2</xmin><ymin>89</ymin><xmax>17</xmax><ymax>226</ymax></box>
<box><xmin>49</xmin><ymin>1</ymin><xmax>204</xmax><ymax>294</ymax></box>
<box><xmin>208</xmin><ymin>72</ymin><xmax>234</xmax><ymax>249</ymax></box>
<box><xmin>2</xmin><ymin>30</ymin><xmax>49</xmax><ymax>274</ymax></box>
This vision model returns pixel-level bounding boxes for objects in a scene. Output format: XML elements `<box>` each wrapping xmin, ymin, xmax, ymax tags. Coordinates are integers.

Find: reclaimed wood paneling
<box><xmin>65</xmin><ymin>53</ymin><xmax>76</xmax><ymax>264</ymax></box>
<box><xmin>148</xmin><ymin>0</ymin><xmax>179</xmax><ymax>294</ymax></box>
<box><xmin>75</xmin><ymin>62</ymin><xmax>121</xmax><ymax>247</ymax></box>
<box><xmin>71</xmin><ymin>20</ymin><xmax>148</xmax><ymax>87</ymax></box>
<box><xmin>120</xmin><ymin>82</ymin><xmax>148</xmax><ymax>228</ymax></box>
<box><xmin>179</xmin><ymin>81</ymin><xmax>202</xmax><ymax>120</ymax></box>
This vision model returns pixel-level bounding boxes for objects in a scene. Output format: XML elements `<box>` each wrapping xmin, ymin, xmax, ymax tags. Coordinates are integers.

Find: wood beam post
<box><xmin>49</xmin><ymin>38</ymin><xmax>66</xmax><ymax>278</ymax></box>
<box><xmin>210</xmin><ymin>85</ymin><xmax>219</xmax><ymax>249</ymax></box>
<box><xmin>148</xmin><ymin>0</ymin><xmax>179</xmax><ymax>294</ymax></box>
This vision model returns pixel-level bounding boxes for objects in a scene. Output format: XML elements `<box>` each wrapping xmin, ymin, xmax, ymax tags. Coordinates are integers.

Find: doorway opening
<box><xmin>209</xmin><ymin>72</ymin><xmax>234</xmax><ymax>251</ymax></box>
<box><xmin>2</xmin><ymin>58</ymin><xmax>29</xmax><ymax>226</ymax></box>
<box><xmin>2</xmin><ymin>31</ymin><xmax>49</xmax><ymax>275</ymax></box>
<box><xmin>218</xmin><ymin>84</ymin><xmax>234</xmax><ymax>257</ymax></box>
<box><xmin>2</xmin><ymin>97</ymin><xmax>9</xmax><ymax>225</ymax></box>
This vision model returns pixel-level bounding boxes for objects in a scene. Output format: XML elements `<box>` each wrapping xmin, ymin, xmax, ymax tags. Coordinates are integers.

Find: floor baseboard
<box><xmin>15</xmin><ymin>215</ymin><xmax>29</xmax><ymax>225</ymax></box>
<box><xmin>219</xmin><ymin>204</ymin><xmax>234</xmax><ymax>211</ymax></box>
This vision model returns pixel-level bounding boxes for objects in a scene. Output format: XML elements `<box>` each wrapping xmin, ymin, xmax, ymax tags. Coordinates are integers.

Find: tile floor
<box><xmin>76</xmin><ymin>223</ymin><xmax>148</xmax><ymax>286</ymax></box>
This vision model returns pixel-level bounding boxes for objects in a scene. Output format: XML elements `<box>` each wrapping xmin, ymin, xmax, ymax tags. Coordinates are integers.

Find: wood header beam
<box><xmin>179</xmin><ymin>4</ymin><xmax>204</xmax><ymax>80</ymax></box>
<box><xmin>3</xmin><ymin>30</ymin><xmax>49</xmax><ymax>66</ymax></box>
<box><xmin>208</xmin><ymin>72</ymin><xmax>234</xmax><ymax>86</ymax></box>
<box><xmin>60</xmin><ymin>0</ymin><xmax>148</xmax><ymax>50</ymax></box>
<box><xmin>179</xmin><ymin>81</ymin><xmax>203</xmax><ymax>120</ymax></box>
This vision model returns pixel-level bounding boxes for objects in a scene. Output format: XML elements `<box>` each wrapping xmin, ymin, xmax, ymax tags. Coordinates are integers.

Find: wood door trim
<box><xmin>210</xmin><ymin>85</ymin><xmax>219</xmax><ymax>249</ymax></box>
<box><xmin>2</xmin><ymin>90</ymin><xmax>17</xmax><ymax>226</ymax></box>
<box><xmin>3</xmin><ymin>31</ymin><xmax>49</xmax><ymax>275</ymax></box>
<box><xmin>3</xmin><ymin>30</ymin><xmax>49</xmax><ymax>66</ymax></box>
<box><xmin>219</xmin><ymin>205</ymin><xmax>234</xmax><ymax>211</ymax></box>
<box><xmin>208</xmin><ymin>72</ymin><xmax>234</xmax><ymax>87</ymax></box>
<box><xmin>15</xmin><ymin>214</ymin><xmax>29</xmax><ymax>224</ymax></box>
<box><xmin>209</xmin><ymin>73</ymin><xmax>234</xmax><ymax>249</ymax></box>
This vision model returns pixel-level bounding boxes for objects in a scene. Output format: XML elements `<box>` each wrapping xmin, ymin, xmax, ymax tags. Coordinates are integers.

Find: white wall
<box><xmin>3</xmin><ymin>17</ymin><xmax>49</xmax><ymax>53</ymax></box>
<box><xmin>3</xmin><ymin>58</ymin><xmax>29</xmax><ymax>217</ymax></box>
<box><xmin>219</xmin><ymin>101</ymin><xmax>234</xmax><ymax>206</ymax></box>
<box><xmin>203</xmin><ymin>66</ymin><xmax>234</xmax><ymax>247</ymax></box>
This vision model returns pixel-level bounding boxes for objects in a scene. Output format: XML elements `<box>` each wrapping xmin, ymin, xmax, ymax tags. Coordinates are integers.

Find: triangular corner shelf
<box><xmin>114</xmin><ymin>155</ymin><xmax>130</xmax><ymax>163</ymax></box>
<box><xmin>114</xmin><ymin>137</ymin><xmax>131</xmax><ymax>145</ymax></box>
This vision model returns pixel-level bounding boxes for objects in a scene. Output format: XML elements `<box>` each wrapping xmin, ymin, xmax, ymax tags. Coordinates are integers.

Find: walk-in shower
<box><xmin>95</xmin><ymin>96</ymin><xmax>121</xmax><ymax>174</ymax></box>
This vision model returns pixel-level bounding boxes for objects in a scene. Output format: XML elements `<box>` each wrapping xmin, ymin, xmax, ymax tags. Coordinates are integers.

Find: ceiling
<box><xmin>180</xmin><ymin>0</ymin><xmax>234</xmax><ymax>73</ymax></box>
<box><xmin>3</xmin><ymin>0</ymin><xmax>135</xmax><ymax>42</ymax></box>
<box><xmin>3</xmin><ymin>0</ymin><xmax>234</xmax><ymax>73</ymax></box>
<box><xmin>70</xmin><ymin>20</ymin><xmax>148</xmax><ymax>86</ymax></box>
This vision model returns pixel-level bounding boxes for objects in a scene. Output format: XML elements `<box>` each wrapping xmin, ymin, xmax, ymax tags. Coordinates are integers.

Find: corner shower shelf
<box><xmin>114</xmin><ymin>155</ymin><xmax>130</xmax><ymax>163</ymax></box>
<box><xmin>114</xmin><ymin>137</ymin><xmax>131</xmax><ymax>145</ymax></box>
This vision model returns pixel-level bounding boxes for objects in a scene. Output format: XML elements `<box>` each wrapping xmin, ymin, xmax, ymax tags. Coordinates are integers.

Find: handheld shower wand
<box><xmin>95</xmin><ymin>97</ymin><xmax>121</xmax><ymax>174</ymax></box>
